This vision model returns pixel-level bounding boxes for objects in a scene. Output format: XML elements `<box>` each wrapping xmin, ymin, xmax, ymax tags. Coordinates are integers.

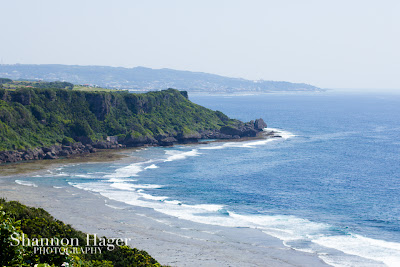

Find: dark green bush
<box><xmin>0</xmin><ymin>199</ymin><xmax>163</xmax><ymax>266</ymax></box>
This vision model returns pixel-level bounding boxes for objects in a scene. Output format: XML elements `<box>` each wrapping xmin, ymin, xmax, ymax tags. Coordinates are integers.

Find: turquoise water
<box><xmin>15</xmin><ymin>92</ymin><xmax>400</xmax><ymax>266</ymax></box>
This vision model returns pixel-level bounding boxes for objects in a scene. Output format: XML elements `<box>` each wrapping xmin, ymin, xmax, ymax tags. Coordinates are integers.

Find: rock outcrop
<box><xmin>203</xmin><ymin>118</ymin><xmax>267</xmax><ymax>139</ymax></box>
<box><xmin>0</xmin><ymin>142</ymin><xmax>100</xmax><ymax>164</ymax></box>
<box><xmin>254</xmin><ymin>118</ymin><xmax>267</xmax><ymax>130</ymax></box>
<box><xmin>0</xmin><ymin>117</ymin><xmax>269</xmax><ymax>164</ymax></box>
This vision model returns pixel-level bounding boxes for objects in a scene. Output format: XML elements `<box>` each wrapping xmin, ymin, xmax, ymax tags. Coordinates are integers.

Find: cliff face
<box><xmin>0</xmin><ymin>87</ymin><xmax>267</xmax><ymax>163</ymax></box>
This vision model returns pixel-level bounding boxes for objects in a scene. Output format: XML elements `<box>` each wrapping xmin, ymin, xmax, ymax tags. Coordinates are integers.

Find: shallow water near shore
<box><xmin>2</xmin><ymin>92</ymin><xmax>400</xmax><ymax>266</ymax></box>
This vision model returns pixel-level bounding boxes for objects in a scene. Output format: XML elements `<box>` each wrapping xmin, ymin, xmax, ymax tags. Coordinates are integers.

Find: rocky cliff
<box><xmin>0</xmin><ymin>87</ymin><xmax>267</xmax><ymax>164</ymax></box>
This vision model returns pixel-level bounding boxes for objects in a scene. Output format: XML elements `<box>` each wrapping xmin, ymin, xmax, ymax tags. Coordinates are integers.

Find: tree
<box><xmin>0</xmin><ymin>206</ymin><xmax>26</xmax><ymax>266</ymax></box>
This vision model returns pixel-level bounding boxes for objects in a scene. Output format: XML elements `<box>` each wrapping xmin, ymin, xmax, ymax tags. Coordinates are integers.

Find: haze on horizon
<box><xmin>1</xmin><ymin>0</ymin><xmax>399</xmax><ymax>91</ymax></box>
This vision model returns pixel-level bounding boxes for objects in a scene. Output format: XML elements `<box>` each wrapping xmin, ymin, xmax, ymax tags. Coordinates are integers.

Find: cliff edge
<box><xmin>0</xmin><ymin>87</ymin><xmax>267</xmax><ymax>164</ymax></box>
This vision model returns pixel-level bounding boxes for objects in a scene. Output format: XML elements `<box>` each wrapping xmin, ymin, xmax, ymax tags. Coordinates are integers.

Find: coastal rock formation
<box><xmin>158</xmin><ymin>136</ymin><xmax>178</xmax><ymax>146</ymax></box>
<box><xmin>0</xmin><ymin>142</ymin><xmax>101</xmax><ymax>164</ymax></box>
<box><xmin>217</xmin><ymin>118</ymin><xmax>267</xmax><ymax>138</ymax></box>
<box><xmin>0</xmin><ymin>86</ymin><xmax>270</xmax><ymax>165</ymax></box>
<box><xmin>123</xmin><ymin>134</ymin><xmax>157</xmax><ymax>147</ymax></box>
<box><xmin>176</xmin><ymin>132</ymin><xmax>202</xmax><ymax>144</ymax></box>
<box><xmin>0</xmin><ymin>118</ymin><xmax>269</xmax><ymax>164</ymax></box>
<box><xmin>254</xmin><ymin>118</ymin><xmax>267</xmax><ymax>130</ymax></box>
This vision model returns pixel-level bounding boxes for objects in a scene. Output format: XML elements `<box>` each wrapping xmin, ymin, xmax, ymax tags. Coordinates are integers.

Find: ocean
<box><xmin>13</xmin><ymin>92</ymin><xmax>400</xmax><ymax>266</ymax></box>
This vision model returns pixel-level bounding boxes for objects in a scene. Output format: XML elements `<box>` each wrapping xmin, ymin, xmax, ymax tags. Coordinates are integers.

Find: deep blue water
<box><xmin>15</xmin><ymin>92</ymin><xmax>400</xmax><ymax>266</ymax></box>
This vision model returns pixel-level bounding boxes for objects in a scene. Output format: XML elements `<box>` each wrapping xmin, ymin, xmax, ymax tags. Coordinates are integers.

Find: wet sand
<box><xmin>0</xmin><ymin>172</ymin><xmax>328</xmax><ymax>266</ymax></box>
<box><xmin>0</xmin><ymin>134</ymin><xmax>328</xmax><ymax>266</ymax></box>
<box><xmin>0</xmin><ymin>131</ymin><xmax>274</xmax><ymax>177</ymax></box>
<box><xmin>0</xmin><ymin>148</ymin><xmax>133</xmax><ymax>177</ymax></box>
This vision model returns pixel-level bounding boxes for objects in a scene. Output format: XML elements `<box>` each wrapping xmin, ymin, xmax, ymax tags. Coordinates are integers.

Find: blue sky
<box><xmin>1</xmin><ymin>0</ymin><xmax>399</xmax><ymax>90</ymax></box>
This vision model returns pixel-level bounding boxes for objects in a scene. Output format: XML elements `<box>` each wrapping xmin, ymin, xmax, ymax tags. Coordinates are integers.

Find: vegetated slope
<box><xmin>0</xmin><ymin>77</ymin><xmax>74</xmax><ymax>90</ymax></box>
<box><xmin>0</xmin><ymin>77</ymin><xmax>118</xmax><ymax>92</ymax></box>
<box><xmin>0</xmin><ymin>64</ymin><xmax>321</xmax><ymax>92</ymax></box>
<box><xmin>0</xmin><ymin>199</ymin><xmax>162</xmax><ymax>266</ymax></box>
<box><xmin>0</xmin><ymin>87</ymin><xmax>233</xmax><ymax>151</ymax></box>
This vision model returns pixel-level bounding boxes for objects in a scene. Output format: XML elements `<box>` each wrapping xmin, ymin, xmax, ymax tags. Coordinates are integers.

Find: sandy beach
<box><xmin>0</xmin><ymin>150</ymin><xmax>328</xmax><ymax>267</ymax></box>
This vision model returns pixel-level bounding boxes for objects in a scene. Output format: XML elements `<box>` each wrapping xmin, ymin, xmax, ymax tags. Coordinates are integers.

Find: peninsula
<box><xmin>0</xmin><ymin>64</ymin><xmax>322</xmax><ymax>93</ymax></box>
<box><xmin>0</xmin><ymin>79</ymin><xmax>268</xmax><ymax>164</ymax></box>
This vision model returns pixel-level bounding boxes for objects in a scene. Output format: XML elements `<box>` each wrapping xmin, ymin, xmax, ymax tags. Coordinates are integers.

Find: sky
<box><xmin>1</xmin><ymin>0</ymin><xmax>399</xmax><ymax>90</ymax></box>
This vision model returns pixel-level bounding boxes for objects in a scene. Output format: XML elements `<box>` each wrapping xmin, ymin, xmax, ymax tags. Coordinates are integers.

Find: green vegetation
<box><xmin>0</xmin><ymin>199</ymin><xmax>162</xmax><ymax>266</ymax></box>
<box><xmin>72</xmin><ymin>85</ymin><xmax>117</xmax><ymax>92</ymax></box>
<box><xmin>1</xmin><ymin>80</ymin><xmax>74</xmax><ymax>90</ymax></box>
<box><xmin>0</xmin><ymin>78</ymin><xmax>123</xmax><ymax>92</ymax></box>
<box><xmin>0</xmin><ymin>78</ymin><xmax>13</xmax><ymax>84</ymax></box>
<box><xmin>0</xmin><ymin>79</ymin><xmax>235</xmax><ymax>151</ymax></box>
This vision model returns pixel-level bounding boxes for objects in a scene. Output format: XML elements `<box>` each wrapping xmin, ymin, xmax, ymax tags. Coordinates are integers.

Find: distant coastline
<box><xmin>0</xmin><ymin>64</ymin><xmax>322</xmax><ymax>93</ymax></box>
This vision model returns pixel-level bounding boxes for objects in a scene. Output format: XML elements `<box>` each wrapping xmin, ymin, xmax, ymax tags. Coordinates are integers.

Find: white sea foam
<box><xmin>265</xmin><ymin>128</ymin><xmax>296</xmax><ymax>139</ymax></box>
<box><xmin>110</xmin><ymin>182</ymin><xmax>136</xmax><ymax>191</ymax></box>
<box><xmin>145</xmin><ymin>164</ymin><xmax>158</xmax><ymax>169</ymax></box>
<box><xmin>313</xmin><ymin>234</ymin><xmax>400</xmax><ymax>267</ymax></box>
<box><xmin>199</xmin><ymin>141</ymin><xmax>265</xmax><ymax>150</ymax></box>
<box><xmin>199</xmin><ymin>128</ymin><xmax>295</xmax><ymax>151</ymax></box>
<box><xmin>138</xmin><ymin>190</ymin><xmax>169</xmax><ymax>201</ymax></box>
<box><xmin>68</xmin><ymin>182</ymin><xmax>89</xmax><ymax>190</ymax></box>
<box><xmin>107</xmin><ymin>178</ymin><xmax>137</xmax><ymax>183</ymax></box>
<box><xmin>110</xmin><ymin>182</ymin><xmax>163</xmax><ymax>191</ymax></box>
<box><xmin>164</xmin><ymin>149</ymin><xmax>201</xmax><ymax>162</ymax></box>
<box><xmin>182</xmin><ymin>203</ymin><xmax>224</xmax><ymax>212</ymax></box>
<box><xmin>34</xmin><ymin>172</ymin><xmax>68</xmax><ymax>178</ymax></box>
<box><xmin>68</xmin><ymin>177</ymin><xmax>400</xmax><ymax>266</ymax></box>
<box><xmin>103</xmin><ymin>161</ymin><xmax>148</xmax><ymax>179</ymax></box>
<box><xmin>15</xmin><ymin>180</ymin><xmax>38</xmax><ymax>187</ymax></box>
<box><xmin>64</xmin><ymin>124</ymin><xmax>400</xmax><ymax>266</ymax></box>
<box><xmin>103</xmin><ymin>161</ymin><xmax>159</xmax><ymax>181</ymax></box>
<box><xmin>318</xmin><ymin>254</ymin><xmax>383</xmax><ymax>267</ymax></box>
<box><xmin>164</xmin><ymin>200</ymin><xmax>182</xmax><ymax>205</ymax></box>
<box><xmin>55</xmin><ymin>172</ymin><xmax>69</xmax><ymax>177</ymax></box>
<box><xmin>153</xmin><ymin>204</ymin><xmax>399</xmax><ymax>266</ymax></box>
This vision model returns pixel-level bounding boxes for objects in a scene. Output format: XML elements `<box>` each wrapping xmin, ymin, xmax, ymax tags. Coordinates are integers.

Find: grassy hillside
<box><xmin>71</xmin><ymin>85</ymin><xmax>119</xmax><ymax>92</ymax></box>
<box><xmin>0</xmin><ymin>86</ymin><xmax>232</xmax><ymax>151</ymax></box>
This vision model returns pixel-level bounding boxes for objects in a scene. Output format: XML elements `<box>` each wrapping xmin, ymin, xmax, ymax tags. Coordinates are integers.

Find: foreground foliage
<box><xmin>0</xmin><ymin>199</ymin><xmax>162</xmax><ymax>266</ymax></box>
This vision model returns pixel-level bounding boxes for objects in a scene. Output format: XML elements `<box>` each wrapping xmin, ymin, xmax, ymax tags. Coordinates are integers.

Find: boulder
<box><xmin>176</xmin><ymin>132</ymin><xmax>201</xmax><ymax>144</ymax></box>
<box><xmin>0</xmin><ymin>151</ymin><xmax>21</xmax><ymax>163</ymax></box>
<box><xmin>42</xmin><ymin>145</ymin><xmax>61</xmax><ymax>154</ymax></box>
<box><xmin>59</xmin><ymin>150</ymin><xmax>70</xmax><ymax>157</ymax></box>
<box><xmin>44</xmin><ymin>152</ymin><xmax>58</xmax><ymax>160</ymax></box>
<box><xmin>241</xmin><ymin>128</ymin><xmax>258</xmax><ymax>137</ymax></box>
<box><xmin>93</xmin><ymin>141</ymin><xmax>109</xmax><ymax>149</ymax></box>
<box><xmin>220</xmin><ymin>126</ymin><xmax>243</xmax><ymax>136</ymax></box>
<box><xmin>159</xmin><ymin>137</ymin><xmax>178</xmax><ymax>146</ymax></box>
<box><xmin>254</xmin><ymin>118</ymin><xmax>267</xmax><ymax>130</ymax></box>
<box><xmin>72</xmin><ymin>142</ymin><xmax>85</xmax><ymax>150</ymax></box>
<box><xmin>123</xmin><ymin>135</ymin><xmax>157</xmax><ymax>147</ymax></box>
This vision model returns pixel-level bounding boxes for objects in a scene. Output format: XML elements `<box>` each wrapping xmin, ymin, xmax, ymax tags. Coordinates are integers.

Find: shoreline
<box><xmin>0</xmin><ymin>177</ymin><xmax>328</xmax><ymax>267</ymax></box>
<box><xmin>0</xmin><ymin>130</ymin><xmax>328</xmax><ymax>266</ymax></box>
<box><xmin>0</xmin><ymin>130</ymin><xmax>278</xmax><ymax>177</ymax></box>
<box><xmin>0</xmin><ymin>114</ymin><xmax>270</xmax><ymax>165</ymax></box>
